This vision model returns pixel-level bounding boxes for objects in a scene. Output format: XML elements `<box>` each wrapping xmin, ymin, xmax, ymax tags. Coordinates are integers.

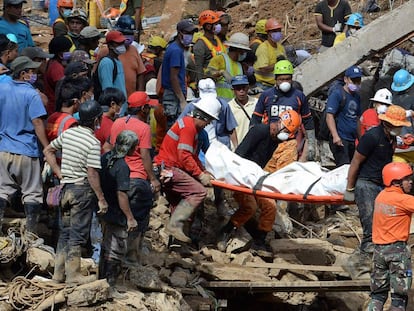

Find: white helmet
<box><xmin>193</xmin><ymin>97</ymin><xmax>221</xmax><ymax>120</ymax></box>
<box><xmin>370</xmin><ymin>88</ymin><xmax>393</xmax><ymax>105</ymax></box>
<box><xmin>224</xmin><ymin>32</ymin><xmax>251</xmax><ymax>51</ymax></box>
<box><xmin>145</xmin><ymin>78</ymin><xmax>157</xmax><ymax>96</ymax></box>
<box><xmin>198</xmin><ymin>78</ymin><xmax>217</xmax><ymax>98</ymax></box>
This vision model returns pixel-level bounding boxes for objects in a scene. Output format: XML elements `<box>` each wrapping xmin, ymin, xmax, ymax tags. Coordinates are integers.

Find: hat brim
<box><xmin>391</xmin><ymin>74</ymin><xmax>414</xmax><ymax>92</ymax></box>
<box><xmin>38</xmin><ymin>52</ymin><xmax>54</xmax><ymax>59</ymax></box>
<box><xmin>193</xmin><ymin>102</ymin><xmax>219</xmax><ymax>120</ymax></box>
<box><xmin>224</xmin><ymin>42</ymin><xmax>251</xmax><ymax>50</ymax></box>
<box><xmin>378</xmin><ymin>114</ymin><xmax>411</xmax><ymax>127</ymax></box>
<box><xmin>148</xmin><ymin>98</ymin><xmax>159</xmax><ymax>107</ymax></box>
<box><xmin>369</xmin><ymin>97</ymin><xmax>392</xmax><ymax>105</ymax></box>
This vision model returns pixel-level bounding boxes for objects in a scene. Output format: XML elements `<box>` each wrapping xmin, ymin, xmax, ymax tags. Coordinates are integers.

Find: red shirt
<box><xmin>154</xmin><ymin>116</ymin><xmax>203</xmax><ymax>177</ymax></box>
<box><xmin>373</xmin><ymin>186</ymin><xmax>414</xmax><ymax>244</ymax></box>
<box><xmin>110</xmin><ymin>115</ymin><xmax>151</xmax><ymax>179</ymax></box>
<box><xmin>44</xmin><ymin>60</ymin><xmax>65</xmax><ymax>115</ymax></box>
<box><xmin>95</xmin><ymin>114</ymin><xmax>113</xmax><ymax>154</ymax></box>
<box><xmin>359</xmin><ymin>108</ymin><xmax>380</xmax><ymax>136</ymax></box>
<box><xmin>46</xmin><ymin>112</ymin><xmax>77</xmax><ymax>141</ymax></box>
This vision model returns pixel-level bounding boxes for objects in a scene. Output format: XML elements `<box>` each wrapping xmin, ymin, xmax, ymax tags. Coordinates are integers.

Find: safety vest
<box><xmin>249</xmin><ymin>38</ymin><xmax>263</xmax><ymax>47</ymax></box>
<box><xmin>215</xmin><ymin>54</ymin><xmax>243</xmax><ymax>100</ymax></box>
<box><xmin>198</xmin><ymin>35</ymin><xmax>226</xmax><ymax>58</ymax></box>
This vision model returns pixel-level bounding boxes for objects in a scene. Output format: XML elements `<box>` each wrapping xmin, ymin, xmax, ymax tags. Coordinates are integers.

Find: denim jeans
<box><xmin>128</xmin><ymin>178</ymin><xmax>153</xmax><ymax>235</ymax></box>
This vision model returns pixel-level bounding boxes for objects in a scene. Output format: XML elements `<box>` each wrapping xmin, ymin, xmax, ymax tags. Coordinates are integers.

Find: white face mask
<box><xmin>279</xmin><ymin>82</ymin><xmax>291</xmax><ymax>93</ymax></box>
<box><xmin>389</xmin><ymin>128</ymin><xmax>402</xmax><ymax>137</ymax></box>
<box><xmin>277</xmin><ymin>132</ymin><xmax>290</xmax><ymax>141</ymax></box>
<box><xmin>376</xmin><ymin>105</ymin><xmax>387</xmax><ymax>114</ymax></box>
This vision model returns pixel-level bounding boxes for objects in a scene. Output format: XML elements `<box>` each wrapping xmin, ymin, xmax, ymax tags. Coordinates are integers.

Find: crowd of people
<box><xmin>0</xmin><ymin>0</ymin><xmax>414</xmax><ymax>307</ymax></box>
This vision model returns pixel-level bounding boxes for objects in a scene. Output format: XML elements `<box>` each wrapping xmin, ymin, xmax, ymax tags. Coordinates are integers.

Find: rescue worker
<box><xmin>368</xmin><ymin>162</ymin><xmax>414</xmax><ymax>311</ymax></box>
<box><xmin>154</xmin><ymin>97</ymin><xmax>222</xmax><ymax>243</ymax></box>
<box><xmin>141</xmin><ymin>35</ymin><xmax>167</xmax><ymax>81</ymax></box>
<box><xmin>250</xmin><ymin>19</ymin><xmax>267</xmax><ymax>54</ymax></box>
<box><xmin>333</xmin><ymin>12</ymin><xmax>364</xmax><ymax>46</ymax></box>
<box><xmin>66</xmin><ymin>8</ymin><xmax>89</xmax><ymax>51</ymax></box>
<box><xmin>206</xmin><ymin>32</ymin><xmax>250</xmax><ymax>100</ymax></box>
<box><xmin>251</xmin><ymin>59</ymin><xmax>317</xmax><ymax>161</ymax></box>
<box><xmin>217</xmin><ymin>110</ymin><xmax>302</xmax><ymax>252</ymax></box>
<box><xmin>253</xmin><ymin>18</ymin><xmax>286</xmax><ymax>90</ymax></box>
<box><xmin>216</xmin><ymin>11</ymin><xmax>231</xmax><ymax>42</ymax></box>
<box><xmin>193</xmin><ymin>10</ymin><xmax>225</xmax><ymax>82</ymax></box>
<box><xmin>44</xmin><ymin>100</ymin><xmax>108</xmax><ymax>284</ymax></box>
<box><xmin>52</xmin><ymin>0</ymin><xmax>73</xmax><ymax>37</ymax></box>
<box><xmin>344</xmin><ymin>105</ymin><xmax>410</xmax><ymax>279</ymax></box>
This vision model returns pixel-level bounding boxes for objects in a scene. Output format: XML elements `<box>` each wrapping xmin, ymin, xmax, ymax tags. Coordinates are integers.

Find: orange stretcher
<box><xmin>211</xmin><ymin>180</ymin><xmax>350</xmax><ymax>205</ymax></box>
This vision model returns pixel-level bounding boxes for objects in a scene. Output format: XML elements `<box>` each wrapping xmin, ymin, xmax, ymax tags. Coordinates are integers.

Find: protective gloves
<box><xmin>306</xmin><ymin>129</ymin><xmax>318</xmax><ymax>161</ymax></box>
<box><xmin>198</xmin><ymin>172</ymin><xmax>213</xmax><ymax>187</ymax></box>
<box><xmin>333</xmin><ymin>21</ymin><xmax>342</xmax><ymax>33</ymax></box>
<box><xmin>343</xmin><ymin>190</ymin><xmax>355</xmax><ymax>202</ymax></box>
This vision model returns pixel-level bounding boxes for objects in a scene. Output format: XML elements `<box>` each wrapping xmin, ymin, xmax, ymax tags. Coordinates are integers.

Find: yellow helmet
<box><xmin>149</xmin><ymin>36</ymin><xmax>167</xmax><ymax>49</ymax></box>
<box><xmin>255</xmin><ymin>19</ymin><xmax>267</xmax><ymax>35</ymax></box>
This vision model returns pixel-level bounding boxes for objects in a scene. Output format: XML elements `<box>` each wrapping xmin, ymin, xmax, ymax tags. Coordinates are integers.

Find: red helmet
<box><xmin>199</xmin><ymin>10</ymin><xmax>220</xmax><ymax>26</ymax></box>
<box><xmin>58</xmin><ymin>0</ymin><xmax>73</xmax><ymax>8</ymax></box>
<box><xmin>265</xmin><ymin>18</ymin><xmax>282</xmax><ymax>32</ymax></box>
<box><xmin>382</xmin><ymin>162</ymin><xmax>413</xmax><ymax>186</ymax></box>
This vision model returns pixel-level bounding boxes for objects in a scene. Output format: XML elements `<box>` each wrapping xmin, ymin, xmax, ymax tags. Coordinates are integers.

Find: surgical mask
<box><xmin>270</xmin><ymin>32</ymin><xmax>283</xmax><ymax>42</ymax></box>
<box><xmin>62</xmin><ymin>51</ymin><xmax>72</xmax><ymax>61</ymax></box>
<box><xmin>124</xmin><ymin>35</ymin><xmax>134</xmax><ymax>47</ymax></box>
<box><xmin>247</xmin><ymin>65</ymin><xmax>254</xmax><ymax>76</ymax></box>
<box><xmin>114</xmin><ymin>44</ymin><xmax>127</xmax><ymax>55</ymax></box>
<box><xmin>62</xmin><ymin>9</ymin><xmax>72</xmax><ymax>18</ymax></box>
<box><xmin>376</xmin><ymin>104</ymin><xmax>387</xmax><ymax>114</ymax></box>
<box><xmin>28</xmin><ymin>73</ymin><xmax>37</xmax><ymax>84</ymax></box>
<box><xmin>348</xmin><ymin>83</ymin><xmax>360</xmax><ymax>93</ymax></box>
<box><xmin>181</xmin><ymin>34</ymin><xmax>193</xmax><ymax>47</ymax></box>
<box><xmin>238</xmin><ymin>53</ymin><xmax>247</xmax><ymax>62</ymax></box>
<box><xmin>389</xmin><ymin>127</ymin><xmax>402</xmax><ymax>137</ymax></box>
<box><xmin>277</xmin><ymin>131</ymin><xmax>290</xmax><ymax>141</ymax></box>
<box><xmin>214</xmin><ymin>24</ymin><xmax>222</xmax><ymax>34</ymax></box>
<box><xmin>279</xmin><ymin>82</ymin><xmax>291</xmax><ymax>93</ymax></box>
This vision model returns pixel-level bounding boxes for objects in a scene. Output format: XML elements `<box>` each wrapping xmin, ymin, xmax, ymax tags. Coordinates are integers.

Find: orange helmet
<box><xmin>265</xmin><ymin>18</ymin><xmax>282</xmax><ymax>32</ymax></box>
<box><xmin>199</xmin><ymin>10</ymin><xmax>220</xmax><ymax>26</ymax></box>
<box><xmin>382</xmin><ymin>162</ymin><xmax>413</xmax><ymax>186</ymax></box>
<box><xmin>58</xmin><ymin>0</ymin><xmax>73</xmax><ymax>8</ymax></box>
<box><xmin>280</xmin><ymin>110</ymin><xmax>301</xmax><ymax>134</ymax></box>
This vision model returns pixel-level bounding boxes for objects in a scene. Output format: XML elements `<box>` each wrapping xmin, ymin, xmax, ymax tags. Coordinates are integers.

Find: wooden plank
<box><xmin>207</xmin><ymin>280</ymin><xmax>370</xmax><ymax>292</ymax></box>
<box><xmin>293</xmin><ymin>0</ymin><xmax>414</xmax><ymax>96</ymax></box>
<box><xmin>245</xmin><ymin>262</ymin><xmax>345</xmax><ymax>273</ymax></box>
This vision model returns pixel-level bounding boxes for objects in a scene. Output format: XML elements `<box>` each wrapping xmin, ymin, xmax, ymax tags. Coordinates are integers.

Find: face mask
<box><xmin>348</xmin><ymin>83</ymin><xmax>360</xmax><ymax>93</ymax></box>
<box><xmin>114</xmin><ymin>44</ymin><xmax>127</xmax><ymax>55</ymax></box>
<box><xmin>247</xmin><ymin>66</ymin><xmax>254</xmax><ymax>76</ymax></box>
<box><xmin>62</xmin><ymin>9</ymin><xmax>71</xmax><ymax>18</ymax></box>
<box><xmin>270</xmin><ymin>32</ymin><xmax>283</xmax><ymax>42</ymax></box>
<box><xmin>376</xmin><ymin>104</ymin><xmax>387</xmax><ymax>114</ymax></box>
<box><xmin>214</xmin><ymin>24</ymin><xmax>222</xmax><ymax>34</ymax></box>
<box><xmin>62</xmin><ymin>51</ymin><xmax>72</xmax><ymax>61</ymax></box>
<box><xmin>180</xmin><ymin>34</ymin><xmax>193</xmax><ymax>47</ymax></box>
<box><xmin>238</xmin><ymin>53</ymin><xmax>247</xmax><ymax>62</ymax></box>
<box><xmin>28</xmin><ymin>73</ymin><xmax>37</xmax><ymax>84</ymax></box>
<box><xmin>389</xmin><ymin>128</ymin><xmax>402</xmax><ymax>137</ymax></box>
<box><xmin>279</xmin><ymin>82</ymin><xmax>291</xmax><ymax>93</ymax></box>
<box><xmin>277</xmin><ymin>132</ymin><xmax>290</xmax><ymax>141</ymax></box>
<box><xmin>124</xmin><ymin>35</ymin><xmax>134</xmax><ymax>47</ymax></box>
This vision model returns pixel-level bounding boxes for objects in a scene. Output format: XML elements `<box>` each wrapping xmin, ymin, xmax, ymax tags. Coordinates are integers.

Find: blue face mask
<box><xmin>28</xmin><ymin>73</ymin><xmax>37</xmax><ymax>84</ymax></box>
<box><xmin>214</xmin><ymin>24</ymin><xmax>222</xmax><ymax>34</ymax></box>
<box><xmin>270</xmin><ymin>32</ymin><xmax>283</xmax><ymax>42</ymax></box>
<box><xmin>238</xmin><ymin>53</ymin><xmax>247</xmax><ymax>62</ymax></box>
<box><xmin>62</xmin><ymin>9</ymin><xmax>72</xmax><ymax>18</ymax></box>
<box><xmin>247</xmin><ymin>66</ymin><xmax>254</xmax><ymax>76</ymax></box>
<box><xmin>181</xmin><ymin>34</ymin><xmax>193</xmax><ymax>47</ymax></box>
<box><xmin>114</xmin><ymin>44</ymin><xmax>127</xmax><ymax>55</ymax></box>
<box><xmin>124</xmin><ymin>35</ymin><xmax>134</xmax><ymax>47</ymax></box>
<box><xmin>348</xmin><ymin>83</ymin><xmax>360</xmax><ymax>93</ymax></box>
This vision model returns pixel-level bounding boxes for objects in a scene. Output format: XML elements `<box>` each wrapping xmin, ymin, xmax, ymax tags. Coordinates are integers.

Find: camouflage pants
<box><xmin>369</xmin><ymin>242</ymin><xmax>412</xmax><ymax>310</ymax></box>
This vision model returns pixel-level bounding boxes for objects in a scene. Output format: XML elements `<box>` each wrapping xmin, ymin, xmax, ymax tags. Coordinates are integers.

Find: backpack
<box><xmin>92</xmin><ymin>56</ymin><xmax>118</xmax><ymax>100</ymax></box>
<box><xmin>317</xmin><ymin>83</ymin><xmax>347</xmax><ymax>141</ymax></box>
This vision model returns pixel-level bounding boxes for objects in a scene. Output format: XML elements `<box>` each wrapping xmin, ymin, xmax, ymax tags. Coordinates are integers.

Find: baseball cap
<box><xmin>20</xmin><ymin>47</ymin><xmax>54</xmax><ymax>59</ymax></box>
<box><xmin>64</xmin><ymin>61</ymin><xmax>88</xmax><ymax>77</ymax></box>
<box><xmin>71</xmin><ymin>49</ymin><xmax>96</xmax><ymax>65</ymax></box>
<box><xmin>80</xmin><ymin>26</ymin><xmax>104</xmax><ymax>39</ymax></box>
<box><xmin>345</xmin><ymin>66</ymin><xmax>363</xmax><ymax>79</ymax></box>
<box><xmin>177</xmin><ymin>19</ymin><xmax>198</xmax><ymax>33</ymax></box>
<box><xmin>105</xmin><ymin>30</ymin><xmax>126</xmax><ymax>44</ymax></box>
<box><xmin>231</xmin><ymin>75</ymin><xmax>249</xmax><ymax>86</ymax></box>
<box><xmin>128</xmin><ymin>91</ymin><xmax>159</xmax><ymax>108</ymax></box>
<box><xmin>5</xmin><ymin>0</ymin><xmax>27</xmax><ymax>5</ymax></box>
<box><xmin>10</xmin><ymin>56</ymin><xmax>41</xmax><ymax>73</ymax></box>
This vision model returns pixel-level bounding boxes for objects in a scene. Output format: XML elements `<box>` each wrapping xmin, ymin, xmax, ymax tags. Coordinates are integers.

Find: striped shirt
<box><xmin>50</xmin><ymin>126</ymin><xmax>101</xmax><ymax>183</ymax></box>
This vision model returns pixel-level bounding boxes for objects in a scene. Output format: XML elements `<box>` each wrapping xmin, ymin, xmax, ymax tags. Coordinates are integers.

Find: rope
<box><xmin>7</xmin><ymin>276</ymin><xmax>65</xmax><ymax>310</ymax></box>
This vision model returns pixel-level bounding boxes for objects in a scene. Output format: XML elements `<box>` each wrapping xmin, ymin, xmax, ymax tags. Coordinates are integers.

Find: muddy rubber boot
<box><xmin>0</xmin><ymin>198</ymin><xmax>7</xmax><ymax>235</ymax></box>
<box><xmin>24</xmin><ymin>203</ymin><xmax>42</xmax><ymax>235</ymax></box>
<box><xmin>125</xmin><ymin>232</ymin><xmax>143</xmax><ymax>266</ymax></box>
<box><xmin>52</xmin><ymin>246</ymin><xmax>66</xmax><ymax>283</ymax></box>
<box><xmin>103</xmin><ymin>260</ymin><xmax>127</xmax><ymax>300</ymax></box>
<box><xmin>165</xmin><ymin>200</ymin><xmax>196</xmax><ymax>243</ymax></box>
<box><xmin>66</xmin><ymin>246</ymin><xmax>96</xmax><ymax>285</ymax></box>
<box><xmin>217</xmin><ymin>221</ymin><xmax>237</xmax><ymax>252</ymax></box>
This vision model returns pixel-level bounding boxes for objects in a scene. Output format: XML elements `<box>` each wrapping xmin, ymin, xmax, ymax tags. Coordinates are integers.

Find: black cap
<box><xmin>79</xmin><ymin>100</ymin><xmax>103</xmax><ymax>122</ymax></box>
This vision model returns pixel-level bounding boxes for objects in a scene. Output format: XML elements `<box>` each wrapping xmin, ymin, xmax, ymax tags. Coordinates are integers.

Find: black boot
<box><xmin>217</xmin><ymin>221</ymin><xmax>237</xmax><ymax>252</ymax></box>
<box><xmin>0</xmin><ymin>198</ymin><xmax>7</xmax><ymax>235</ymax></box>
<box><xmin>102</xmin><ymin>259</ymin><xmax>126</xmax><ymax>299</ymax></box>
<box><xmin>251</xmin><ymin>230</ymin><xmax>269</xmax><ymax>252</ymax></box>
<box><xmin>24</xmin><ymin>203</ymin><xmax>42</xmax><ymax>235</ymax></box>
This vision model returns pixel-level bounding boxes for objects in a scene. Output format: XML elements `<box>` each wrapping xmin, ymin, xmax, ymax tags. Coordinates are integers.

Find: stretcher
<box><xmin>211</xmin><ymin>180</ymin><xmax>350</xmax><ymax>205</ymax></box>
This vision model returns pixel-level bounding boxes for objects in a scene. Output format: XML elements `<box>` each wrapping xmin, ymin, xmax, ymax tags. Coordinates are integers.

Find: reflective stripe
<box><xmin>167</xmin><ymin>129</ymin><xmax>179</xmax><ymax>141</ymax></box>
<box><xmin>178</xmin><ymin>143</ymin><xmax>194</xmax><ymax>153</ymax></box>
<box><xmin>178</xmin><ymin>118</ymin><xmax>185</xmax><ymax>129</ymax></box>
<box><xmin>198</xmin><ymin>35</ymin><xmax>226</xmax><ymax>58</ymax></box>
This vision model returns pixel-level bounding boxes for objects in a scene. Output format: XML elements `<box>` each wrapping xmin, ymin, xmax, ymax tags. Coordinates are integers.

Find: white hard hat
<box><xmin>370</xmin><ymin>88</ymin><xmax>393</xmax><ymax>105</ymax></box>
<box><xmin>224</xmin><ymin>32</ymin><xmax>251</xmax><ymax>51</ymax></box>
<box><xmin>145</xmin><ymin>78</ymin><xmax>157</xmax><ymax>96</ymax></box>
<box><xmin>198</xmin><ymin>78</ymin><xmax>217</xmax><ymax>98</ymax></box>
<box><xmin>193</xmin><ymin>97</ymin><xmax>221</xmax><ymax>120</ymax></box>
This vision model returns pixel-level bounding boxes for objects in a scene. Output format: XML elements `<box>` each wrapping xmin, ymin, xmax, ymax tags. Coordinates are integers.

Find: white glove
<box><xmin>198</xmin><ymin>172</ymin><xmax>213</xmax><ymax>187</ymax></box>
<box><xmin>333</xmin><ymin>21</ymin><xmax>342</xmax><ymax>33</ymax></box>
<box><xmin>343</xmin><ymin>190</ymin><xmax>355</xmax><ymax>202</ymax></box>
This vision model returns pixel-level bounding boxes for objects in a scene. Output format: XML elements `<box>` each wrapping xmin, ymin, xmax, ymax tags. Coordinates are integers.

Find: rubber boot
<box><xmin>66</xmin><ymin>245</ymin><xmax>97</xmax><ymax>285</ymax></box>
<box><xmin>102</xmin><ymin>259</ymin><xmax>127</xmax><ymax>299</ymax></box>
<box><xmin>24</xmin><ymin>203</ymin><xmax>42</xmax><ymax>235</ymax></box>
<box><xmin>0</xmin><ymin>198</ymin><xmax>7</xmax><ymax>235</ymax></box>
<box><xmin>125</xmin><ymin>232</ymin><xmax>143</xmax><ymax>266</ymax></box>
<box><xmin>251</xmin><ymin>230</ymin><xmax>268</xmax><ymax>252</ymax></box>
<box><xmin>165</xmin><ymin>200</ymin><xmax>196</xmax><ymax>243</ymax></box>
<box><xmin>52</xmin><ymin>246</ymin><xmax>66</xmax><ymax>283</ymax></box>
<box><xmin>217</xmin><ymin>221</ymin><xmax>237</xmax><ymax>252</ymax></box>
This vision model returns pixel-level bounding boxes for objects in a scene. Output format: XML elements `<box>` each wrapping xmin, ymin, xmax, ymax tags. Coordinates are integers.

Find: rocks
<box><xmin>129</xmin><ymin>265</ymin><xmax>164</xmax><ymax>291</ymax></box>
<box><xmin>66</xmin><ymin>279</ymin><xmax>110</xmax><ymax>306</ymax></box>
<box><xmin>26</xmin><ymin>247</ymin><xmax>54</xmax><ymax>271</ymax></box>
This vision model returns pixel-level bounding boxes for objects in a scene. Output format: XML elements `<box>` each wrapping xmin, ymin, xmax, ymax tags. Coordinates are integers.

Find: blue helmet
<box><xmin>114</xmin><ymin>15</ymin><xmax>136</xmax><ymax>35</ymax></box>
<box><xmin>391</xmin><ymin>69</ymin><xmax>414</xmax><ymax>92</ymax></box>
<box><xmin>346</xmin><ymin>13</ymin><xmax>364</xmax><ymax>28</ymax></box>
